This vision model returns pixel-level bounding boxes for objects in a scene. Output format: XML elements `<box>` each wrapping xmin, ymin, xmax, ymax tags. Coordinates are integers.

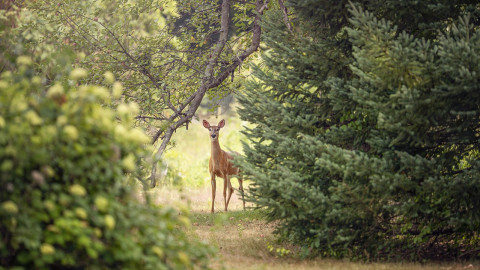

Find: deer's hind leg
<box><xmin>210</xmin><ymin>173</ymin><xmax>216</xmax><ymax>213</ymax></box>
<box><xmin>238</xmin><ymin>177</ymin><xmax>245</xmax><ymax>211</ymax></box>
<box><xmin>225</xmin><ymin>175</ymin><xmax>234</xmax><ymax>211</ymax></box>
<box><xmin>223</xmin><ymin>175</ymin><xmax>228</xmax><ymax>211</ymax></box>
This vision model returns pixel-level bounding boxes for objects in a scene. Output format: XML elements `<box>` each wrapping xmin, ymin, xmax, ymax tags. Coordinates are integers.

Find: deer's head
<box><xmin>203</xmin><ymin>119</ymin><xmax>225</xmax><ymax>142</ymax></box>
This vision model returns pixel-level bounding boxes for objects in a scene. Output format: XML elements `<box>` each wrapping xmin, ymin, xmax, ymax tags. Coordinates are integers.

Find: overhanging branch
<box><xmin>149</xmin><ymin>0</ymin><xmax>268</xmax><ymax>187</ymax></box>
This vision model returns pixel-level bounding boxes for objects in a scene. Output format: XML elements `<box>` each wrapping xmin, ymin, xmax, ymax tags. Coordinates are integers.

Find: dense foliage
<box><xmin>0</xmin><ymin>11</ymin><xmax>212</xmax><ymax>269</ymax></box>
<box><xmin>20</xmin><ymin>0</ymin><xmax>272</xmax><ymax>186</ymax></box>
<box><xmin>238</xmin><ymin>0</ymin><xmax>480</xmax><ymax>260</ymax></box>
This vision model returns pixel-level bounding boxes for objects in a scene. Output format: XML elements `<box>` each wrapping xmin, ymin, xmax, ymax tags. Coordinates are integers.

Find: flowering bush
<box><xmin>0</xmin><ymin>21</ymin><xmax>212</xmax><ymax>269</ymax></box>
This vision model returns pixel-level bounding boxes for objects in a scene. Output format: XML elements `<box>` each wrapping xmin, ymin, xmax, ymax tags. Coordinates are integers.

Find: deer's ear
<box><xmin>203</xmin><ymin>120</ymin><xmax>210</xmax><ymax>128</ymax></box>
<box><xmin>218</xmin><ymin>119</ymin><xmax>225</xmax><ymax>128</ymax></box>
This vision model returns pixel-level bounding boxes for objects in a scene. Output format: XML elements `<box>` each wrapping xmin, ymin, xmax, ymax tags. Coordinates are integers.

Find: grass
<box><xmin>146</xmin><ymin>165</ymin><xmax>479</xmax><ymax>269</ymax></box>
<box><xmin>185</xmin><ymin>209</ymin><xmax>478</xmax><ymax>270</ymax></box>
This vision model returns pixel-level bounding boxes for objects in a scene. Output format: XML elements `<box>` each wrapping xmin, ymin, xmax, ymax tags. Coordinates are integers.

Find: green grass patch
<box><xmin>190</xmin><ymin>209</ymin><xmax>268</xmax><ymax>227</ymax></box>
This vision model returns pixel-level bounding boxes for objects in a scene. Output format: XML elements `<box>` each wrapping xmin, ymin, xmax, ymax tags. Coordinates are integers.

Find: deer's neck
<box><xmin>211</xmin><ymin>140</ymin><xmax>223</xmax><ymax>164</ymax></box>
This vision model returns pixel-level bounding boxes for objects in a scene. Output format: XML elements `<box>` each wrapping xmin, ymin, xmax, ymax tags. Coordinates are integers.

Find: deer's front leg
<box><xmin>211</xmin><ymin>173</ymin><xmax>216</xmax><ymax>213</ymax></box>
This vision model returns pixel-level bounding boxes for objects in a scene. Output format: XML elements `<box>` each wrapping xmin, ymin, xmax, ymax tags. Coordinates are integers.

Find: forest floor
<box><xmin>148</xmin><ymin>186</ymin><xmax>480</xmax><ymax>270</ymax></box>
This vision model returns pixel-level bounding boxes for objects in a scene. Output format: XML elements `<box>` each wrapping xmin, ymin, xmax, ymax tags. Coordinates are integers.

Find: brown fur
<box><xmin>203</xmin><ymin>119</ymin><xmax>245</xmax><ymax>213</ymax></box>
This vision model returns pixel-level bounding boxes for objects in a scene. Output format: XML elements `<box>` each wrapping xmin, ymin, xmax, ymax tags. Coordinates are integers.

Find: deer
<box><xmin>203</xmin><ymin>119</ymin><xmax>245</xmax><ymax>213</ymax></box>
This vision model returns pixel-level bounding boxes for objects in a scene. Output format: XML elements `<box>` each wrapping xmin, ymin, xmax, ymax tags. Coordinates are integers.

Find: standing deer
<box><xmin>203</xmin><ymin>119</ymin><xmax>245</xmax><ymax>213</ymax></box>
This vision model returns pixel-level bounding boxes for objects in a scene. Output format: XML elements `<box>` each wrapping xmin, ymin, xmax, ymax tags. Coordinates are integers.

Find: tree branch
<box><xmin>150</xmin><ymin>0</ymin><xmax>269</xmax><ymax>187</ymax></box>
<box><xmin>136</xmin><ymin>115</ymin><xmax>168</xmax><ymax>121</ymax></box>
<box><xmin>68</xmin><ymin>12</ymin><xmax>180</xmax><ymax>117</ymax></box>
<box><xmin>208</xmin><ymin>0</ymin><xmax>266</xmax><ymax>89</ymax></box>
<box><xmin>278</xmin><ymin>0</ymin><xmax>293</xmax><ymax>33</ymax></box>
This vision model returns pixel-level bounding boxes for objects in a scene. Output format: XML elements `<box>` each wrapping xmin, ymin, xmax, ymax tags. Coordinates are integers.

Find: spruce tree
<box><xmin>237</xmin><ymin>0</ymin><xmax>480</xmax><ymax>259</ymax></box>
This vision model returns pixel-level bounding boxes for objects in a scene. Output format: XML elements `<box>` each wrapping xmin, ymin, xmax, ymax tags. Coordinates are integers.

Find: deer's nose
<box><xmin>211</xmin><ymin>134</ymin><xmax>217</xmax><ymax>138</ymax></box>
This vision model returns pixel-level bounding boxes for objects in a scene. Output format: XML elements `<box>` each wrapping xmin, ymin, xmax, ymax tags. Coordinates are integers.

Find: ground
<box><xmin>146</xmin><ymin>186</ymin><xmax>479</xmax><ymax>270</ymax></box>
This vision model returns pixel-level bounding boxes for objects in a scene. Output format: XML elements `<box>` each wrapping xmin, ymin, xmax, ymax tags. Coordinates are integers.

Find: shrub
<box><xmin>0</xmin><ymin>13</ymin><xmax>212</xmax><ymax>269</ymax></box>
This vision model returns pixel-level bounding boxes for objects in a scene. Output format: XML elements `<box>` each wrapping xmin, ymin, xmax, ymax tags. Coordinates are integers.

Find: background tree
<box><xmin>237</xmin><ymin>0</ymin><xmax>480</xmax><ymax>260</ymax></box>
<box><xmin>22</xmin><ymin>0</ymin><xmax>273</xmax><ymax>187</ymax></box>
<box><xmin>0</xmin><ymin>10</ymin><xmax>213</xmax><ymax>268</ymax></box>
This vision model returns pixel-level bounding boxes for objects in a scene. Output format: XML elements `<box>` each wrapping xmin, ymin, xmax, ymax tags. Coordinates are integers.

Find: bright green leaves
<box><xmin>0</xmin><ymin>13</ymin><xmax>214</xmax><ymax>268</ymax></box>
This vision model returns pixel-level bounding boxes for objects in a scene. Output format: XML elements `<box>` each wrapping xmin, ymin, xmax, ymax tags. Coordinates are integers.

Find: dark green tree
<box><xmin>238</xmin><ymin>0</ymin><xmax>480</xmax><ymax>260</ymax></box>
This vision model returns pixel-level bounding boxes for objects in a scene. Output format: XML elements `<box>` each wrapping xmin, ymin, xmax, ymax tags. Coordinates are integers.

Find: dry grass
<box><xmin>187</xmin><ymin>210</ymin><xmax>478</xmax><ymax>270</ymax></box>
<box><xmin>149</xmin><ymin>187</ymin><xmax>479</xmax><ymax>270</ymax></box>
<box><xmin>186</xmin><ymin>210</ymin><xmax>480</xmax><ymax>270</ymax></box>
